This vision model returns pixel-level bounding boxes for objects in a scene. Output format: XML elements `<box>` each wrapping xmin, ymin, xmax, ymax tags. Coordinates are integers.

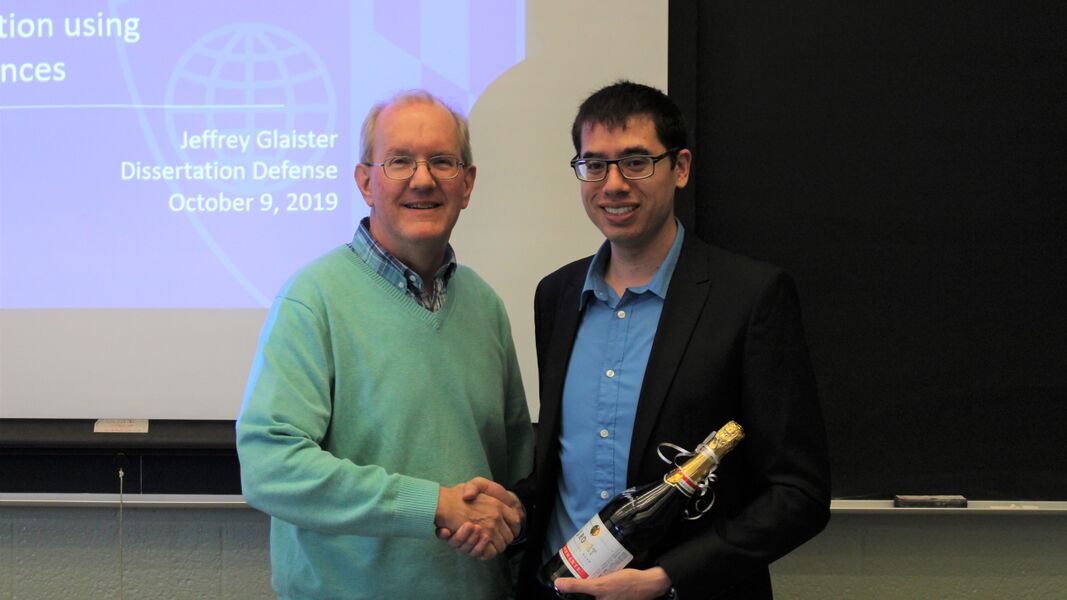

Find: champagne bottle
<box><xmin>539</xmin><ymin>422</ymin><xmax>744</xmax><ymax>596</ymax></box>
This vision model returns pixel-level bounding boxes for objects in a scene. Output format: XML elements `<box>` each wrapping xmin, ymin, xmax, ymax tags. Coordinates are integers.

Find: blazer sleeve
<box><xmin>513</xmin><ymin>264</ymin><xmax>585</xmax><ymax>549</ymax></box>
<box><xmin>510</xmin><ymin>274</ymin><xmax>557</xmax><ymax>516</ymax></box>
<box><xmin>656</xmin><ymin>270</ymin><xmax>832</xmax><ymax>595</ymax></box>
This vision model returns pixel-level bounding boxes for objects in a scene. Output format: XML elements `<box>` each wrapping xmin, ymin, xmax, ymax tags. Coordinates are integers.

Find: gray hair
<box><xmin>359</xmin><ymin>90</ymin><xmax>473</xmax><ymax>166</ymax></box>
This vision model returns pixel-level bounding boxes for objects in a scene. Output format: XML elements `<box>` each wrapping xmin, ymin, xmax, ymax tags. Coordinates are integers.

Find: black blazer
<box><xmin>517</xmin><ymin>233</ymin><xmax>832</xmax><ymax>599</ymax></box>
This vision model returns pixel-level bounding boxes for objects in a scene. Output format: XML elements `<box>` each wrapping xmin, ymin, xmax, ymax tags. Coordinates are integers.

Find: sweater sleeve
<box><xmin>236</xmin><ymin>295</ymin><xmax>440</xmax><ymax>539</ymax></box>
<box><xmin>497</xmin><ymin>300</ymin><xmax>535</xmax><ymax>488</ymax></box>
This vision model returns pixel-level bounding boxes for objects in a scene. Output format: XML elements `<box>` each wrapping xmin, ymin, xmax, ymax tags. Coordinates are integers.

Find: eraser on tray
<box><xmin>893</xmin><ymin>494</ymin><xmax>968</xmax><ymax>508</ymax></box>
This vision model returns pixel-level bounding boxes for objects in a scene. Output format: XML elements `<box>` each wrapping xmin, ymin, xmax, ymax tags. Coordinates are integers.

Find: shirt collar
<box><xmin>349</xmin><ymin>217</ymin><xmax>457</xmax><ymax>291</ymax></box>
<box><xmin>579</xmin><ymin>219</ymin><xmax>686</xmax><ymax>310</ymax></box>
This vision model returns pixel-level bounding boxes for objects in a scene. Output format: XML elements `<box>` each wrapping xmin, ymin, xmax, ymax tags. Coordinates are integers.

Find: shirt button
<box><xmin>599</xmin><ymin>428</ymin><xmax>609</xmax><ymax>438</ymax></box>
<box><xmin>409</xmin><ymin>275</ymin><xmax>417</xmax><ymax>282</ymax></box>
<box><xmin>396</xmin><ymin>282</ymin><xmax>404</xmax><ymax>288</ymax></box>
<box><xmin>606</xmin><ymin>369</ymin><xmax>615</xmax><ymax>378</ymax></box>
<box><xmin>617</xmin><ymin>310</ymin><xmax>626</xmax><ymax>319</ymax></box>
<box><xmin>600</xmin><ymin>490</ymin><xmax>610</xmax><ymax>500</ymax></box>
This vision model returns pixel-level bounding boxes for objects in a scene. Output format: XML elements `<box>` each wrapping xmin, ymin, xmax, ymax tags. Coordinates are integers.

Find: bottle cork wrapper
<box><xmin>666</xmin><ymin>421</ymin><xmax>744</xmax><ymax>492</ymax></box>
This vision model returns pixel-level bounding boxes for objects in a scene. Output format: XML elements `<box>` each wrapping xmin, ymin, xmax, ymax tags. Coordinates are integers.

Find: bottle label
<box><xmin>665</xmin><ymin>469</ymin><xmax>699</xmax><ymax>495</ymax></box>
<box><xmin>557</xmin><ymin>513</ymin><xmax>634</xmax><ymax>579</ymax></box>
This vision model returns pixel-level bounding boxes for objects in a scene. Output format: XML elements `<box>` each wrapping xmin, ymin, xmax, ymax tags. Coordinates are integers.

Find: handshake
<box><xmin>434</xmin><ymin>477</ymin><xmax>523</xmax><ymax>560</ymax></box>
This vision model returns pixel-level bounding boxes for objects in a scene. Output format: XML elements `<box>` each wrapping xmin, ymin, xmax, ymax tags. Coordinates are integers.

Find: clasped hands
<box><xmin>434</xmin><ymin>479</ymin><xmax>672</xmax><ymax>599</ymax></box>
<box><xmin>435</xmin><ymin>476</ymin><xmax>523</xmax><ymax>560</ymax></box>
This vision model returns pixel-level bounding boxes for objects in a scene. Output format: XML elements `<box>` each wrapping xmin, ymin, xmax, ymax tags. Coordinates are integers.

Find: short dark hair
<box><xmin>571</xmin><ymin>81</ymin><xmax>689</xmax><ymax>161</ymax></box>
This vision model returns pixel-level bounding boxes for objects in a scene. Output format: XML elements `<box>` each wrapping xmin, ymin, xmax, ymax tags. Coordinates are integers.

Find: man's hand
<box><xmin>436</xmin><ymin>477</ymin><xmax>525</xmax><ymax>559</ymax></box>
<box><xmin>434</xmin><ymin>481</ymin><xmax>521</xmax><ymax>559</ymax></box>
<box><xmin>553</xmin><ymin>567</ymin><xmax>672</xmax><ymax>600</ymax></box>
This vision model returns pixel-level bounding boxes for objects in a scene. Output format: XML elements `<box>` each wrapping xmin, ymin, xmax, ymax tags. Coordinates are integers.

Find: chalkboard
<box><xmin>669</xmin><ymin>1</ymin><xmax>1067</xmax><ymax>499</ymax></box>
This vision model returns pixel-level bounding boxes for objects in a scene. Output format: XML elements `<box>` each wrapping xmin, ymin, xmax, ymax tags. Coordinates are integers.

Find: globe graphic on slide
<box><xmin>163</xmin><ymin>23</ymin><xmax>337</xmax><ymax>194</ymax></box>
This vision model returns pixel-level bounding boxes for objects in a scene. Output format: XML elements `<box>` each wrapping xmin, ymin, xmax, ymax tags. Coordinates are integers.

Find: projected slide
<box><xmin>0</xmin><ymin>0</ymin><xmax>525</xmax><ymax>308</ymax></box>
<box><xmin>1</xmin><ymin>0</ymin><xmax>667</xmax><ymax>420</ymax></box>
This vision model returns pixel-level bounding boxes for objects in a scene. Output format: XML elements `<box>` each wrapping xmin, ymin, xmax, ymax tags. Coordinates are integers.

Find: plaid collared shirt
<box><xmin>347</xmin><ymin>217</ymin><xmax>457</xmax><ymax>312</ymax></box>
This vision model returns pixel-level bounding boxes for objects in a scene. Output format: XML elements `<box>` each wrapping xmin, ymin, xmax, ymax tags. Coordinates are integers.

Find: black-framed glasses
<box><xmin>570</xmin><ymin>148</ymin><xmax>680</xmax><ymax>182</ymax></box>
<box><xmin>364</xmin><ymin>155</ymin><xmax>466</xmax><ymax>180</ymax></box>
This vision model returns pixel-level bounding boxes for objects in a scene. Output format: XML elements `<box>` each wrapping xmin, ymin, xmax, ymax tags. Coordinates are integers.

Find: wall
<box><xmin>0</xmin><ymin>506</ymin><xmax>270</xmax><ymax>599</ymax></box>
<box><xmin>456</xmin><ymin>0</ymin><xmax>668</xmax><ymax>420</ymax></box>
<box><xmin>1</xmin><ymin>506</ymin><xmax>1064</xmax><ymax>599</ymax></box>
<box><xmin>773</xmin><ymin>511</ymin><xmax>1067</xmax><ymax>599</ymax></box>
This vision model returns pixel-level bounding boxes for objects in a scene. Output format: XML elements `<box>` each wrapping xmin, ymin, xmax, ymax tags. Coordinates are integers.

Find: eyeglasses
<box><xmin>570</xmin><ymin>148</ymin><xmax>680</xmax><ymax>182</ymax></box>
<box><xmin>364</xmin><ymin>155</ymin><xmax>466</xmax><ymax>180</ymax></box>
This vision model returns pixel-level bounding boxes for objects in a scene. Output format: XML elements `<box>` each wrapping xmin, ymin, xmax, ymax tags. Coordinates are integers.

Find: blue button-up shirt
<box><xmin>544</xmin><ymin>221</ymin><xmax>686</xmax><ymax>560</ymax></box>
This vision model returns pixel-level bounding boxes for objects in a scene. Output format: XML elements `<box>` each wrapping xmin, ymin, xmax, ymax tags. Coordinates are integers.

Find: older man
<box><xmin>237</xmin><ymin>90</ymin><xmax>533</xmax><ymax>599</ymax></box>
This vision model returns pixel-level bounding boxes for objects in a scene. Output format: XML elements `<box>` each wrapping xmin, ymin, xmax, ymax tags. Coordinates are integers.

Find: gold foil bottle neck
<box><xmin>706</xmin><ymin>421</ymin><xmax>744</xmax><ymax>459</ymax></box>
<box><xmin>666</xmin><ymin>421</ymin><xmax>744</xmax><ymax>494</ymax></box>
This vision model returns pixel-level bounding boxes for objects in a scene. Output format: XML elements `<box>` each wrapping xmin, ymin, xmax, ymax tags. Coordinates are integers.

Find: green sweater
<box><xmin>237</xmin><ymin>245</ymin><xmax>533</xmax><ymax>600</ymax></box>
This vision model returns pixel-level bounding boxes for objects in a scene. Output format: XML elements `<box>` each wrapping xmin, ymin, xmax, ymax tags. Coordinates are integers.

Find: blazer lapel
<box><xmin>536</xmin><ymin>273</ymin><xmax>584</xmax><ymax>470</ymax></box>
<box><xmin>627</xmin><ymin>236</ymin><xmax>712</xmax><ymax>483</ymax></box>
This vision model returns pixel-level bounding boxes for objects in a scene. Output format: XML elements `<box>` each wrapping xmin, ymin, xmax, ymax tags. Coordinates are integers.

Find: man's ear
<box><xmin>354</xmin><ymin>163</ymin><xmax>374</xmax><ymax>207</ymax></box>
<box><xmin>460</xmin><ymin>164</ymin><xmax>476</xmax><ymax>209</ymax></box>
<box><xmin>673</xmin><ymin>149</ymin><xmax>692</xmax><ymax>189</ymax></box>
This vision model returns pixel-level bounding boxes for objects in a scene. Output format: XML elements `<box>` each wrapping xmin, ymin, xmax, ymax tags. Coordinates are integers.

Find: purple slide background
<box><xmin>0</xmin><ymin>0</ymin><xmax>523</xmax><ymax>308</ymax></box>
